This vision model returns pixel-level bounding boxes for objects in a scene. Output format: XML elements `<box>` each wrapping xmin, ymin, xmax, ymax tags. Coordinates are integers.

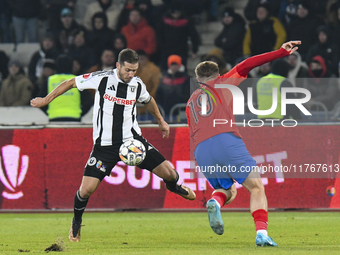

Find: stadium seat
<box><xmin>302</xmin><ymin>101</ymin><xmax>329</xmax><ymax>121</ymax></box>
<box><xmin>0</xmin><ymin>43</ymin><xmax>40</xmax><ymax>67</ymax></box>
<box><xmin>81</xmin><ymin>106</ymin><xmax>93</xmax><ymax>124</ymax></box>
<box><xmin>0</xmin><ymin>106</ymin><xmax>49</xmax><ymax>125</ymax></box>
<box><xmin>136</xmin><ymin>103</ymin><xmax>165</xmax><ymax>122</ymax></box>
<box><xmin>169</xmin><ymin>103</ymin><xmax>187</xmax><ymax>123</ymax></box>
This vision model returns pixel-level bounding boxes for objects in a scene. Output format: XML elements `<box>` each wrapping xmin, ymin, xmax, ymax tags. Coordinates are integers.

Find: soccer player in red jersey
<box><xmin>186</xmin><ymin>41</ymin><xmax>301</xmax><ymax>246</ymax></box>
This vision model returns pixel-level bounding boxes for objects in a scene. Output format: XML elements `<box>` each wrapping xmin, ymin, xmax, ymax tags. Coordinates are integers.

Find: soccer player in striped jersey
<box><xmin>186</xmin><ymin>41</ymin><xmax>301</xmax><ymax>247</ymax></box>
<box><xmin>31</xmin><ymin>49</ymin><xmax>196</xmax><ymax>242</ymax></box>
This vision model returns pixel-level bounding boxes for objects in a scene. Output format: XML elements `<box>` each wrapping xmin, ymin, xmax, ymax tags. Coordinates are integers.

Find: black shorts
<box><xmin>84</xmin><ymin>136</ymin><xmax>166</xmax><ymax>181</ymax></box>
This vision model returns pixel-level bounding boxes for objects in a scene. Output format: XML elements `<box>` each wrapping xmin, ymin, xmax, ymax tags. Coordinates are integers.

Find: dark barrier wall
<box><xmin>0</xmin><ymin>126</ymin><xmax>339</xmax><ymax>209</ymax></box>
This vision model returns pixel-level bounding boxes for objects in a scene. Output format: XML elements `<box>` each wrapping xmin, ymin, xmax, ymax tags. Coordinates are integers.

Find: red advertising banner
<box><xmin>0</xmin><ymin>126</ymin><xmax>339</xmax><ymax>210</ymax></box>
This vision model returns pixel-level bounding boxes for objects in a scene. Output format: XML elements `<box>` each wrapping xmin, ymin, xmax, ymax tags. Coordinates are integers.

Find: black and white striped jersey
<box><xmin>75</xmin><ymin>69</ymin><xmax>151</xmax><ymax>146</ymax></box>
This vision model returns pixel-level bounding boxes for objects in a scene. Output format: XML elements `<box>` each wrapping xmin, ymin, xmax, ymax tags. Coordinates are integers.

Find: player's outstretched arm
<box><xmin>30</xmin><ymin>78</ymin><xmax>77</xmax><ymax>108</ymax></box>
<box><xmin>144</xmin><ymin>97</ymin><xmax>170</xmax><ymax>138</ymax></box>
<box><xmin>229</xmin><ymin>40</ymin><xmax>301</xmax><ymax>78</ymax></box>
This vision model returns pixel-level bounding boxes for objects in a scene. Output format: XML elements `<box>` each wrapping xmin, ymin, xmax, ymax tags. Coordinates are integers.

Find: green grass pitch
<box><xmin>0</xmin><ymin>212</ymin><xmax>339</xmax><ymax>254</ymax></box>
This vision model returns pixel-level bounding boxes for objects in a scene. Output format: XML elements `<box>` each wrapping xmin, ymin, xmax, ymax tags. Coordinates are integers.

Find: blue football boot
<box><xmin>255</xmin><ymin>233</ymin><xmax>278</xmax><ymax>247</ymax></box>
<box><xmin>206</xmin><ymin>199</ymin><xmax>224</xmax><ymax>235</ymax></box>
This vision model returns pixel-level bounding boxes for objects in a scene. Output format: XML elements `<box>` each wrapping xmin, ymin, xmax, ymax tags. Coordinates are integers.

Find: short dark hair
<box><xmin>118</xmin><ymin>48</ymin><xmax>139</xmax><ymax>65</ymax></box>
<box><xmin>195</xmin><ymin>61</ymin><xmax>219</xmax><ymax>81</ymax></box>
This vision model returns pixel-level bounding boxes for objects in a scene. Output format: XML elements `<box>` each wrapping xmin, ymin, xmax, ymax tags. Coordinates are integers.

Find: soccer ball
<box><xmin>119</xmin><ymin>139</ymin><xmax>146</xmax><ymax>166</ymax></box>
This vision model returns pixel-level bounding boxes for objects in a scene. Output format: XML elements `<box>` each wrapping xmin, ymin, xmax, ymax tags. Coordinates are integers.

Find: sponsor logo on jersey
<box><xmin>104</xmin><ymin>93</ymin><xmax>136</xmax><ymax>105</ymax></box>
<box><xmin>108</xmin><ymin>85</ymin><xmax>115</xmax><ymax>91</ymax></box>
<box><xmin>82</xmin><ymin>73</ymin><xmax>91</xmax><ymax>79</ymax></box>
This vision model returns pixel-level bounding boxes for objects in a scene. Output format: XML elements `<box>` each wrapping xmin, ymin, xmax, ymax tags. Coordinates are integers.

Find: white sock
<box><xmin>257</xmin><ymin>230</ymin><xmax>268</xmax><ymax>236</ymax></box>
<box><xmin>211</xmin><ymin>198</ymin><xmax>221</xmax><ymax>208</ymax></box>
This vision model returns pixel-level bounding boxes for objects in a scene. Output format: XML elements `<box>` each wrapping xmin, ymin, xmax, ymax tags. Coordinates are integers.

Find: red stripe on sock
<box><xmin>252</xmin><ymin>209</ymin><xmax>268</xmax><ymax>231</ymax></box>
<box><xmin>211</xmin><ymin>192</ymin><xmax>227</xmax><ymax>207</ymax></box>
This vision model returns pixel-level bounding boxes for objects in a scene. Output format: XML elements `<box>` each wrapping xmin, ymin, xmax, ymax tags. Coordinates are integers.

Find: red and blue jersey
<box><xmin>186</xmin><ymin>48</ymin><xmax>290</xmax><ymax>149</ymax></box>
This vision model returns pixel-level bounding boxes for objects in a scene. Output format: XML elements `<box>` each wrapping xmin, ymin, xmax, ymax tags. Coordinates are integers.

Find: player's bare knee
<box><xmin>79</xmin><ymin>186</ymin><xmax>95</xmax><ymax>198</ymax></box>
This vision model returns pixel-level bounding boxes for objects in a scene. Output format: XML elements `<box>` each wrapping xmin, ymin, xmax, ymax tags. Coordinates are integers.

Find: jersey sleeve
<box><xmin>75</xmin><ymin>73</ymin><xmax>104</xmax><ymax>91</ymax></box>
<box><xmin>186</xmin><ymin>105</ymin><xmax>191</xmax><ymax>127</ymax></box>
<box><xmin>137</xmin><ymin>79</ymin><xmax>152</xmax><ymax>103</ymax></box>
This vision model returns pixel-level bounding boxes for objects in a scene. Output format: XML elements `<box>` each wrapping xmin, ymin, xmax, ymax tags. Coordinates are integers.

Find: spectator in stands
<box><xmin>244</xmin><ymin>0</ymin><xmax>282</xmax><ymax>21</ymax></box>
<box><xmin>157</xmin><ymin>55</ymin><xmax>190</xmax><ymax>116</ymax></box>
<box><xmin>116</xmin><ymin>0</ymin><xmax>136</xmax><ymax>32</ymax></box>
<box><xmin>86</xmin><ymin>12</ymin><xmax>115</xmax><ymax>62</ymax></box>
<box><xmin>214</xmin><ymin>7</ymin><xmax>246</xmax><ymax>66</ymax></box>
<box><xmin>112</xmin><ymin>33</ymin><xmax>127</xmax><ymax>61</ymax></box>
<box><xmin>83</xmin><ymin>0</ymin><xmax>121</xmax><ymax>32</ymax></box>
<box><xmin>35</xmin><ymin>59</ymin><xmax>56</xmax><ymax>98</ymax></box>
<box><xmin>278</xmin><ymin>0</ymin><xmax>300</xmax><ymax>29</ymax></box>
<box><xmin>255</xmin><ymin>59</ymin><xmax>301</xmax><ymax>120</ymax></box>
<box><xmin>44</xmin><ymin>0</ymin><xmax>76</xmax><ymax>30</ymax></box>
<box><xmin>157</xmin><ymin>2</ymin><xmax>200</xmax><ymax>70</ymax></box>
<box><xmin>286</xmin><ymin>51</ymin><xmax>310</xmax><ymax>89</ymax></box>
<box><xmin>67</xmin><ymin>30</ymin><xmax>96</xmax><ymax>74</ymax></box>
<box><xmin>9</xmin><ymin>0</ymin><xmax>41</xmax><ymax>43</ymax></box>
<box><xmin>287</xmin><ymin>1</ymin><xmax>324</xmax><ymax>61</ymax></box>
<box><xmin>88</xmin><ymin>49</ymin><xmax>116</xmax><ymax>73</ymax></box>
<box><xmin>41</xmin><ymin>55</ymin><xmax>92</xmax><ymax>121</ymax></box>
<box><xmin>243</xmin><ymin>3</ymin><xmax>286</xmax><ymax>57</ymax></box>
<box><xmin>286</xmin><ymin>51</ymin><xmax>309</xmax><ymax>78</ymax></box>
<box><xmin>0</xmin><ymin>50</ymin><xmax>9</xmax><ymax>85</ymax></box>
<box><xmin>135</xmin><ymin>50</ymin><xmax>161</xmax><ymax>99</ymax></box>
<box><xmin>53</xmin><ymin>7</ymin><xmax>82</xmax><ymax>53</ymax></box>
<box><xmin>201</xmin><ymin>48</ymin><xmax>228</xmax><ymax>76</ymax></box>
<box><xmin>306</xmin><ymin>26</ymin><xmax>339</xmax><ymax>76</ymax></box>
<box><xmin>250</xmin><ymin>62</ymin><xmax>272</xmax><ymax>78</ymax></box>
<box><xmin>121</xmin><ymin>8</ymin><xmax>157</xmax><ymax>56</ymax></box>
<box><xmin>72</xmin><ymin>58</ymin><xmax>82</xmax><ymax>76</ymax></box>
<box><xmin>135</xmin><ymin>0</ymin><xmax>156</xmax><ymax>28</ymax></box>
<box><xmin>28</xmin><ymin>33</ymin><xmax>60</xmax><ymax>85</ymax></box>
<box><xmin>327</xmin><ymin>4</ymin><xmax>340</xmax><ymax>50</ymax></box>
<box><xmin>0</xmin><ymin>0</ymin><xmax>12</xmax><ymax>42</ymax></box>
<box><xmin>0</xmin><ymin>60</ymin><xmax>33</xmax><ymax>106</ymax></box>
<box><xmin>306</xmin><ymin>55</ymin><xmax>339</xmax><ymax>110</ymax></box>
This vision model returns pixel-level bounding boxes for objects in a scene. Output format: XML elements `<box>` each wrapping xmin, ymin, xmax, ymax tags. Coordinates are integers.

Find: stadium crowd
<box><xmin>1</xmin><ymin>0</ymin><xmax>340</xmax><ymax>121</ymax></box>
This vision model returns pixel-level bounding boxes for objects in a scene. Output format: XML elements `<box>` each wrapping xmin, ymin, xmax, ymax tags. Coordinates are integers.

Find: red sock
<box><xmin>211</xmin><ymin>192</ymin><xmax>227</xmax><ymax>207</ymax></box>
<box><xmin>252</xmin><ymin>209</ymin><xmax>268</xmax><ymax>231</ymax></box>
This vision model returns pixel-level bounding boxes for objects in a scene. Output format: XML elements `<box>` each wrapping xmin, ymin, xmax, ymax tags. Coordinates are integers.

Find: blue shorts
<box><xmin>194</xmin><ymin>133</ymin><xmax>256</xmax><ymax>190</ymax></box>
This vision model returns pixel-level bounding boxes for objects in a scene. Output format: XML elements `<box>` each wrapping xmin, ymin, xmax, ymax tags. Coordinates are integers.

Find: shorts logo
<box><xmin>148</xmin><ymin>145</ymin><xmax>153</xmax><ymax>150</ymax></box>
<box><xmin>96</xmin><ymin>160</ymin><xmax>106</xmax><ymax>172</ymax></box>
<box><xmin>87</xmin><ymin>157</ymin><xmax>96</xmax><ymax>166</ymax></box>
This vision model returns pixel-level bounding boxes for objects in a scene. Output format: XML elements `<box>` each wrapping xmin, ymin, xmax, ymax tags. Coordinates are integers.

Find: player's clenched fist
<box><xmin>30</xmin><ymin>97</ymin><xmax>47</xmax><ymax>108</ymax></box>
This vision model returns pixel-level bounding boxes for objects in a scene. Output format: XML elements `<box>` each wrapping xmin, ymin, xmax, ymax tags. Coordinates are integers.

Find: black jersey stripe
<box><xmin>136</xmin><ymin>82</ymin><xmax>142</xmax><ymax>100</ymax></box>
<box><xmin>112</xmin><ymin>82</ymin><xmax>128</xmax><ymax>142</ymax></box>
<box><xmin>95</xmin><ymin>77</ymin><xmax>108</xmax><ymax>145</ymax></box>
<box><xmin>116</xmin><ymin>82</ymin><xmax>128</xmax><ymax>98</ymax></box>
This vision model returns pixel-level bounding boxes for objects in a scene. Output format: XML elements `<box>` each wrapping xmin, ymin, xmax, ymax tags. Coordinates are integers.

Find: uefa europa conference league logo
<box><xmin>0</xmin><ymin>145</ymin><xmax>29</xmax><ymax>199</ymax></box>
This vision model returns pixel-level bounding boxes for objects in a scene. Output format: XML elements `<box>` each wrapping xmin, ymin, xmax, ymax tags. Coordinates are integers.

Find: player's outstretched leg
<box><xmin>241</xmin><ymin>171</ymin><xmax>278</xmax><ymax>247</ymax></box>
<box><xmin>206</xmin><ymin>186</ymin><xmax>236</xmax><ymax>235</ymax></box>
<box><xmin>153</xmin><ymin>161</ymin><xmax>196</xmax><ymax>200</ymax></box>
